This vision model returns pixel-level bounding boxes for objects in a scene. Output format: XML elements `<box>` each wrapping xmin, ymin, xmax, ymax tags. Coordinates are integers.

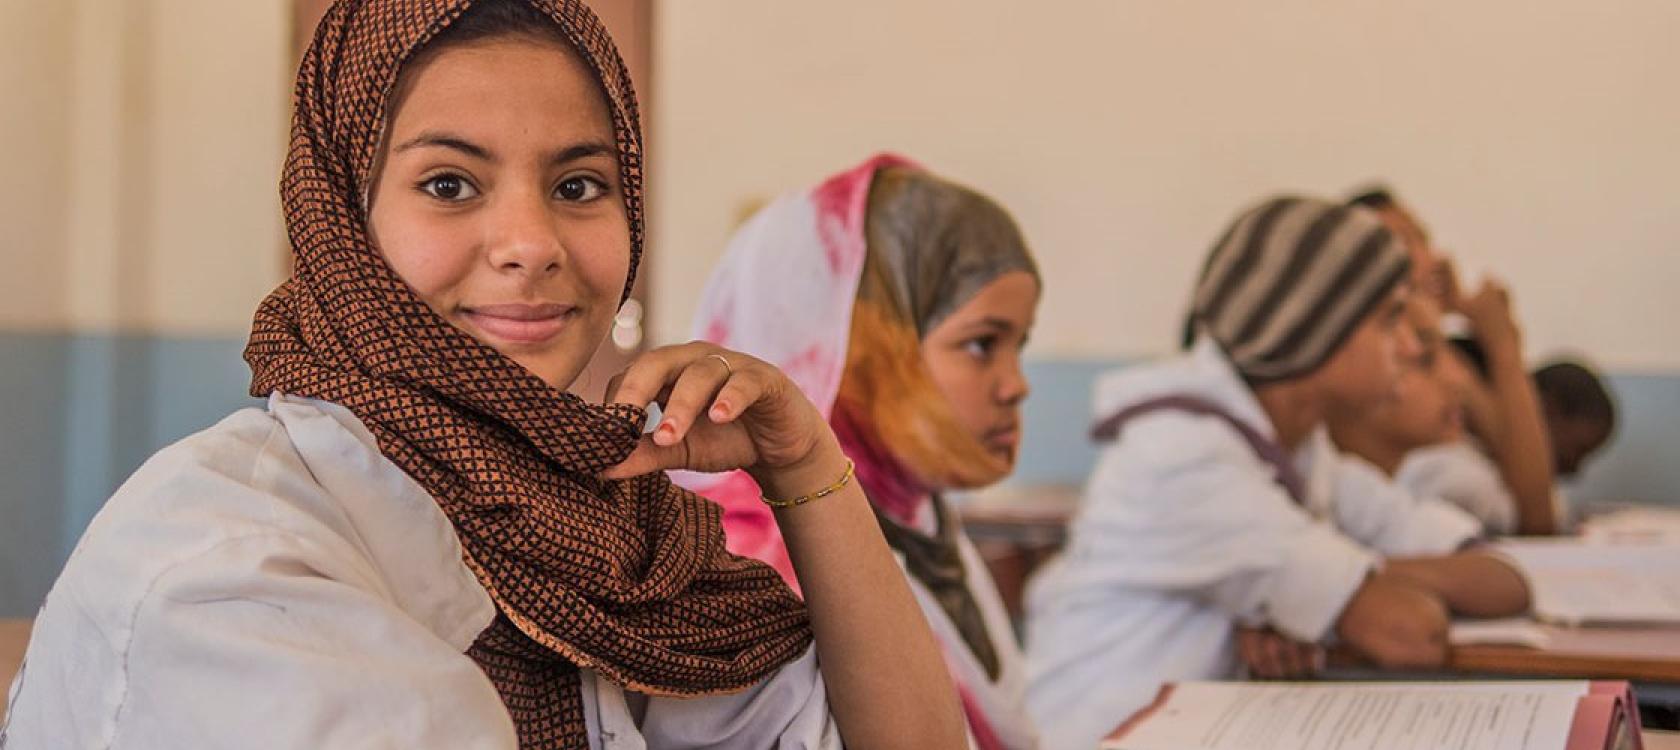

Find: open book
<box><xmin>1101</xmin><ymin>680</ymin><xmax>1640</xmax><ymax>750</ymax></box>
<box><xmin>1494</xmin><ymin>540</ymin><xmax>1680</xmax><ymax>626</ymax></box>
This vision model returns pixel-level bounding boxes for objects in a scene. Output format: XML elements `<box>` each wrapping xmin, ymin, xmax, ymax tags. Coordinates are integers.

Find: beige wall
<box><xmin>0</xmin><ymin>0</ymin><xmax>72</xmax><ymax>330</ymax></box>
<box><xmin>651</xmin><ymin>0</ymin><xmax>1680</xmax><ymax>371</ymax></box>
<box><xmin>1</xmin><ymin>0</ymin><xmax>289</xmax><ymax>336</ymax></box>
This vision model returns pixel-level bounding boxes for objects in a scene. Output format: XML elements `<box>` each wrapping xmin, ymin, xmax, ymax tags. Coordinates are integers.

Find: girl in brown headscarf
<box><xmin>4</xmin><ymin>2</ymin><xmax>963</xmax><ymax>748</ymax></box>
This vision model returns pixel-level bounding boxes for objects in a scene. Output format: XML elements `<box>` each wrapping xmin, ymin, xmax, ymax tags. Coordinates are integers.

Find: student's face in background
<box><xmin>921</xmin><ymin>271</ymin><xmax>1039</xmax><ymax>470</ymax></box>
<box><xmin>1313</xmin><ymin>285</ymin><xmax>1422</xmax><ymax>410</ymax></box>
<box><xmin>367</xmin><ymin>37</ymin><xmax>632</xmax><ymax>390</ymax></box>
<box><xmin>1547</xmin><ymin>411</ymin><xmax>1613</xmax><ymax>478</ymax></box>
<box><xmin>1368</xmin><ymin>323</ymin><xmax>1467</xmax><ymax>449</ymax></box>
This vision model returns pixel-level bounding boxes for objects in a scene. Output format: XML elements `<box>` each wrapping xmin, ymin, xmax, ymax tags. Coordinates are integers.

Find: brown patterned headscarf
<box><xmin>244</xmin><ymin>1</ymin><xmax>811</xmax><ymax>746</ymax></box>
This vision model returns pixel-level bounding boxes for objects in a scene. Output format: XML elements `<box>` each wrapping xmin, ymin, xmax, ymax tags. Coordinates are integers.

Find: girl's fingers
<box><xmin>601</xmin><ymin>435</ymin><xmax>689</xmax><ymax>480</ymax></box>
<box><xmin>605</xmin><ymin>343</ymin><xmax>709</xmax><ymax>409</ymax></box>
<box><xmin>706</xmin><ymin>367</ymin><xmax>767</xmax><ymax>425</ymax></box>
<box><xmin>654</xmin><ymin>356</ymin><xmax>734</xmax><ymax>446</ymax></box>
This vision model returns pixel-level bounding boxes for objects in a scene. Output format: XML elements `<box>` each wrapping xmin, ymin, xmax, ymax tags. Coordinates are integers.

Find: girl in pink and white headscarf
<box><xmin>682</xmin><ymin>154</ymin><xmax>1042</xmax><ymax>749</ymax></box>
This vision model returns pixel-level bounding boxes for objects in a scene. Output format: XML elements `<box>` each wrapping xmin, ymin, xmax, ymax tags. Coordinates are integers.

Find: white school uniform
<box><xmin>3</xmin><ymin>394</ymin><xmax>839</xmax><ymax>750</ymax></box>
<box><xmin>1398</xmin><ymin>441</ymin><xmax>1519</xmax><ymax>535</ymax></box>
<box><xmin>1022</xmin><ymin>339</ymin><xmax>1479</xmax><ymax>750</ymax></box>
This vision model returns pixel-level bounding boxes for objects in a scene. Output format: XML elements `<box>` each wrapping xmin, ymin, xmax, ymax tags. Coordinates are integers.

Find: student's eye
<box><xmin>965</xmin><ymin>337</ymin><xmax>997</xmax><ymax>360</ymax></box>
<box><xmin>555</xmin><ymin>175</ymin><xmax>608</xmax><ymax>202</ymax></box>
<box><xmin>416</xmin><ymin>173</ymin><xmax>478</xmax><ymax>201</ymax></box>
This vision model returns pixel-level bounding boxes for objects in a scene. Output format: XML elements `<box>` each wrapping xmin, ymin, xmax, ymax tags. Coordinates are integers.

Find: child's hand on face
<box><xmin>1236</xmin><ymin>627</ymin><xmax>1325</xmax><ymax>680</ymax></box>
<box><xmin>1434</xmin><ymin>256</ymin><xmax>1463</xmax><ymax>312</ymax></box>
<box><xmin>599</xmin><ymin>342</ymin><xmax>844</xmax><ymax>496</ymax></box>
<box><xmin>1457</xmin><ymin>280</ymin><xmax>1522</xmax><ymax>360</ymax></box>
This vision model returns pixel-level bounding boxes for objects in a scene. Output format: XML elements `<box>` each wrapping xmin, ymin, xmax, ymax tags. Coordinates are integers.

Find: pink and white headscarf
<box><xmin>673</xmin><ymin>154</ymin><xmax>898</xmax><ymax>584</ymax></box>
<box><xmin>679</xmin><ymin>154</ymin><xmax>1041</xmax><ymax>750</ymax></box>
<box><xmin>679</xmin><ymin>152</ymin><xmax>1041</xmax><ymax>585</ymax></box>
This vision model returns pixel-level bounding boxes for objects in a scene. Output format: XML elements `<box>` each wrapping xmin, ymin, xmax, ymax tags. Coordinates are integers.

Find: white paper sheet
<box><xmin>1579</xmin><ymin>507</ymin><xmax>1680</xmax><ymax>546</ymax></box>
<box><xmin>1494</xmin><ymin>539</ymin><xmax>1680</xmax><ymax>626</ymax></box>
<box><xmin>1450</xmin><ymin>617</ymin><xmax>1553</xmax><ymax>648</ymax></box>
<box><xmin>1104</xmin><ymin>681</ymin><xmax>1588</xmax><ymax>750</ymax></box>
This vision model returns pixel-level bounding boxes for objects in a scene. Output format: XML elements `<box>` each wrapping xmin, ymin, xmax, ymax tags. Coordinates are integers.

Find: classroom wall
<box><xmin>649</xmin><ymin>0</ymin><xmax>1680</xmax><ymax>370</ymax></box>
<box><xmin>0</xmin><ymin>0</ymin><xmax>287</xmax><ymax>615</ymax></box>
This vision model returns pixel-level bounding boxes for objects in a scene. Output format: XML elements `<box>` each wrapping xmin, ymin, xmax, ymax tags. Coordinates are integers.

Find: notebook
<box><xmin>1101</xmin><ymin>680</ymin><xmax>1641</xmax><ymax>750</ymax></box>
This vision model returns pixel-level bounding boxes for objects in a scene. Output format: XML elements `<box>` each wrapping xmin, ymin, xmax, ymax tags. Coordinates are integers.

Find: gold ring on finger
<box><xmin>706</xmin><ymin>353</ymin><xmax>733</xmax><ymax>377</ymax></box>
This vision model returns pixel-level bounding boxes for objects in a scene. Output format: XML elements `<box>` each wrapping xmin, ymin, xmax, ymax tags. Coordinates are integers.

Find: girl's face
<box><xmin>920</xmin><ymin>271</ymin><xmax>1040</xmax><ymax>469</ymax></box>
<box><xmin>368</xmin><ymin>36</ymin><xmax>631</xmax><ymax>390</ymax></box>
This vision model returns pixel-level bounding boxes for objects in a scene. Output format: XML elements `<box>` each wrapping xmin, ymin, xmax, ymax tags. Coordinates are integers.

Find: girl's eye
<box><xmin>418</xmin><ymin>174</ymin><xmax>478</xmax><ymax>201</ymax></box>
<box><xmin>965</xmin><ymin>337</ymin><xmax>997</xmax><ymax>360</ymax></box>
<box><xmin>556</xmin><ymin>175</ymin><xmax>607</xmax><ymax>202</ymax></box>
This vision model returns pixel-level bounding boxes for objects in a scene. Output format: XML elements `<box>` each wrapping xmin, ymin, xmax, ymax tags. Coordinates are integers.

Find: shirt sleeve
<box><xmin>1334</xmin><ymin>454</ymin><xmax>1484</xmax><ymax>556</ymax></box>
<box><xmin>1398</xmin><ymin>443</ymin><xmax>1518</xmax><ymax>535</ymax></box>
<box><xmin>113</xmin><ymin>533</ymin><xmax>517</xmax><ymax>749</ymax></box>
<box><xmin>1071</xmin><ymin>413</ymin><xmax>1380</xmax><ymax>643</ymax></box>
<box><xmin>624</xmin><ymin>644</ymin><xmax>840</xmax><ymax>750</ymax></box>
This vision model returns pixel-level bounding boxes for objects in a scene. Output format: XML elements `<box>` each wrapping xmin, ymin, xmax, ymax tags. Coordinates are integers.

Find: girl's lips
<box><xmin>986</xmin><ymin>426</ymin><xmax>1020</xmax><ymax>450</ymax></box>
<box><xmin>461</xmin><ymin>303</ymin><xmax>576</xmax><ymax>345</ymax></box>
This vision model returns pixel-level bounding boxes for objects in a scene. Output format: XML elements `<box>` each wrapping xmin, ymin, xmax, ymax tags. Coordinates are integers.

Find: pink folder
<box><xmin>1567</xmin><ymin>682</ymin><xmax>1642</xmax><ymax>750</ymax></box>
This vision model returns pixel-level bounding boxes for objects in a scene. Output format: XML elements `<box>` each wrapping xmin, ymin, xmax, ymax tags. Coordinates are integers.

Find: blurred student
<box><xmin>1024</xmin><ymin>195</ymin><xmax>1530</xmax><ymax>750</ymax></box>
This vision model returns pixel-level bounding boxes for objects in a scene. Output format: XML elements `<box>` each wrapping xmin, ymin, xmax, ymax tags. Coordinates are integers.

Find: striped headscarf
<box><xmin>1186</xmin><ymin>195</ymin><xmax>1411</xmax><ymax>381</ymax></box>
<box><xmin>245</xmin><ymin>1</ymin><xmax>810</xmax><ymax>746</ymax></box>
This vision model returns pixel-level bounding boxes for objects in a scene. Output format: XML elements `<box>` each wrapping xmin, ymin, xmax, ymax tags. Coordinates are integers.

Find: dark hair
<box><xmin>1447</xmin><ymin>336</ymin><xmax>1490</xmax><ymax>380</ymax></box>
<box><xmin>1347</xmin><ymin>186</ymin><xmax>1398</xmax><ymax>210</ymax></box>
<box><xmin>1533</xmin><ymin>360</ymin><xmax>1617</xmax><ymax>429</ymax></box>
<box><xmin>429</xmin><ymin>0</ymin><xmax>570</xmax><ymax>49</ymax></box>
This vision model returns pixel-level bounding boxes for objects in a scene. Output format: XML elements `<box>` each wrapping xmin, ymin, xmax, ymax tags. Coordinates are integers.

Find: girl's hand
<box><xmin>599</xmin><ymin>342</ymin><xmax>843</xmax><ymax>495</ymax></box>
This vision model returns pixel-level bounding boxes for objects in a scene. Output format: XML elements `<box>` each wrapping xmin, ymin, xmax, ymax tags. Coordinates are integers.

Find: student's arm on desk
<box><xmin>1244</xmin><ymin>573</ymin><xmax>1457</xmax><ymax>676</ymax></box>
<box><xmin>1382</xmin><ymin>551</ymin><xmax>1532</xmax><ymax>618</ymax></box>
<box><xmin>1258</xmin><ymin>554</ymin><xmax>1530</xmax><ymax>674</ymax></box>
<box><xmin>1334</xmin><ymin>572</ymin><xmax>1452</xmax><ymax>669</ymax></box>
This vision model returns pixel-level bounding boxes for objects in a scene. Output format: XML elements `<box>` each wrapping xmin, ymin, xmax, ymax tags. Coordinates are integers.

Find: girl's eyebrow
<box><xmin>393</xmin><ymin>131</ymin><xmax>493</xmax><ymax>161</ymax></box>
<box><xmin>391</xmin><ymin>133</ymin><xmax>616</xmax><ymax>168</ymax></box>
<box><xmin>549</xmin><ymin>142</ymin><xmax>615</xmax><ymax>166</ymax></box>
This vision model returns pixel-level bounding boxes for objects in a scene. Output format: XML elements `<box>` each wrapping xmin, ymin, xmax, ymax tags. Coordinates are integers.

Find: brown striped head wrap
<box><xmin>243</xmin><ymin>1</ymin><xmax>811</xmax><ymax>746</ymax></box>
<box><xmin>1186</xmin><ymin>195</ymin><xmax>1411</xmax><ymax>381</ymax></box>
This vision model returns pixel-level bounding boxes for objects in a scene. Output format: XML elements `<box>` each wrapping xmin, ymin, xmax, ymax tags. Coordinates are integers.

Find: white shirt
<box><xmin>1022</xmin><ymin>340</ymin><xmax>1479</xmax><ymax>750</ymax></box>
<box><xmin>1398</xmin><ymin>441</ymin><xmax>1519</xmax><ymax>535</ymax></box>
<box><xmin>3</xmin><ymin>394</ymin><xmax>838</xmax><ymax>750</ymax></box>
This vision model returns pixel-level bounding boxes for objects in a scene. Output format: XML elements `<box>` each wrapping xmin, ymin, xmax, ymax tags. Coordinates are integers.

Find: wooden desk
<box><xmin>1450</xmin><ymin>625</ymin><xmax>1680</xmax><ymax>683</ymax></box>
<box><xmin>1</xmin><ymin>618</ymin><xmax>32</xmax><ymax>721</ymax></box>
<box><xmin>1647</xmin><ymin>729</ymin><xmax>1680</xmax><ymax>749</ymax></box>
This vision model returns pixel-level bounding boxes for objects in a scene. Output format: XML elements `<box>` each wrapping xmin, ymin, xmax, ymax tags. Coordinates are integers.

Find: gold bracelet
<box><xmin>761</xmin><ymin>458</ymin><xmax>855</xmax><ymax>509</ymax></box>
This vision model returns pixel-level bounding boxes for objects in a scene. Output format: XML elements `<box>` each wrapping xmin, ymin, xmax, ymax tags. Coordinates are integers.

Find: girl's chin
<box><xmin>501</xmin><ymin>350</ymin><xmax>587</xmax><ymax>391</ymax></box>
